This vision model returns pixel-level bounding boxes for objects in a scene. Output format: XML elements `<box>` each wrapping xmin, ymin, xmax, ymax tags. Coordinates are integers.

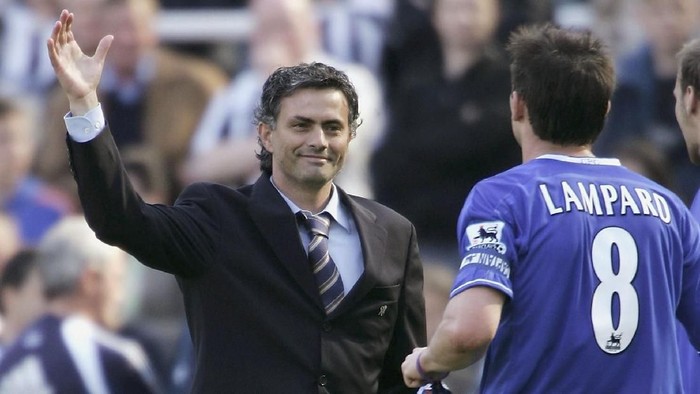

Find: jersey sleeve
<box><xmin>450</xmin><ymin>182</ymin><xmax>516</xmax><ymax>300</ymax></box>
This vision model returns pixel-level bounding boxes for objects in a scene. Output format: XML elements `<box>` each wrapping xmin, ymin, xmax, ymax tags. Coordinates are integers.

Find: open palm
<box><xmin>47</xmin><ymin>10</ymin><xmax>113</xmax><ymax>109</ymax></box>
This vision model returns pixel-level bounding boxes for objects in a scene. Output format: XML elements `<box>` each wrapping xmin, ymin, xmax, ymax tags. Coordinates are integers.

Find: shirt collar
<box><xmin>269</xmin><ymin>177</ymin><xmax>351</xmax><ymax>232</ymax></box>
<box><xmin>536</xmin><ymin>154</ymin><xmax>621</xmax><ymax>166</ymax></box>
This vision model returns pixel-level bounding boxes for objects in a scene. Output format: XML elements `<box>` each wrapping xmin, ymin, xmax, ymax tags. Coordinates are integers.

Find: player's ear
<box><xmin>510</xmin><ymin>91</ymin><xmax>526</xmax><ymax>121</ymax></box>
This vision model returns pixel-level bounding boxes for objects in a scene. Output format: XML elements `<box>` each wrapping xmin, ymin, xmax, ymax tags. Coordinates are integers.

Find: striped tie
<box><xmin>298</xmin><ymin>211</ymin><xmax>345</xmax><ymax>314</ymax></box>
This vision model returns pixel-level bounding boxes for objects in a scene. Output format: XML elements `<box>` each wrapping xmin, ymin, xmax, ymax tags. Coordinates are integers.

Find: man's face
<box><xmin>105</xmin><ymin>2</ymin><xmax>157</xmax><ymax>77</ymax></box>
<box><xmin>261</xmin><ymin>88</ymin><xmax>352</xmax><ymax>192</ymax></box>
<box><xmin>433</xmin><ymin>0</ymin><xmax>499</xmax><ymax>50</ymax></box>
<box><xmin>674</xmin><ymin>74</ymin><xmax>700</xmax><ymax>164</ymax></box>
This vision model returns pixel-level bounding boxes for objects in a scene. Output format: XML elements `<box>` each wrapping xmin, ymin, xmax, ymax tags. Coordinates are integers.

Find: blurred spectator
<box><xmin>0</xmin><ymin>216</ymin><xmax>160</xmax><ymax>393</ymax></box>
<box><xmin>182</xmin><ymin>0</ymin><xmax>384</xmax><ymax>198</ymax></box>
<box><xmin>372</xmin><ymin>0</ymin><xmax>520</xmax><ymax>261</ymax></box>
<box><xmin>379</xmin><ymin>0</ymin><xmax>439</xmax><ymax>104</ymax></box>
<box><xmin>0</xmin><ymin>215</ymin><xmax>20</xmax><ymax>271</ymax></box>
<box><xmin>595</xmin><ymin>0</ymin><xmax>700</xmax><ymax>202</ymax></box>
<box><xmin>51</xmin><ymin>0</ymin><xmax>107</xmax><ymax>56</ymax></box>
<box><xmin>614</xmin><ymin>137</ymin><xmax>677</xmax><ymax>192</ymax></box>
<box><xmin>587</xmin><ymin>0</ymin><xmax>642</xmax><ymax>57</ymax></box>
<box><xmin>0</xmin><ymin>0</ymin><xmax>56</xmax><ymax>96</ymax></box>
<box><xmin>497</xmin><ymin>0</ymin><xmax>551</xmax><ymax>45</ymax></box>
<box><xmin>423</xmin><ymin>263</ymin><xmax>482</xmax><ymax>393</ymax></box>
<box><xmin>0</xmin><ymin>96</ymin><xmax>72</xmax><ymax>246</ymax></box>
<box><xmin>380</xmin><ymin>0</ymin><xmax>548</xmax><ymax>102</ymax></box>
<box><xmin>35</xmin><ymin>0</ymin><xmax>229</xmax><ymax>205</ymax></box>
<box><xmin>0</xmin><ymin>249</ymin><xmax>44</xmax><ymax>357</ymax></box>
<box><xmin>317</xmin><ymin>0</ymin><xmax>396</xmax><ymax>74</ymax></box>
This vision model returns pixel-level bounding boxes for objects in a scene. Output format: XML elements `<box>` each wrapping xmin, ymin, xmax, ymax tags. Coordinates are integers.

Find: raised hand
<box><xmin>46</xmin><ymin>9</ymin><xmax>113</xmax><ymax>115</ymax></box>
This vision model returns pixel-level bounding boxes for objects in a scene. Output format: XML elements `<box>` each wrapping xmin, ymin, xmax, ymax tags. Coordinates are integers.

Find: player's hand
<box><xmin>47</xmin><ymin>9</ymin><xmax>113</xmax><ymax>115</ymax></box>
<box><xmin>401</xmin><ymin>347</ymin><xmax>426</xmax><ymax>388</ymax></box>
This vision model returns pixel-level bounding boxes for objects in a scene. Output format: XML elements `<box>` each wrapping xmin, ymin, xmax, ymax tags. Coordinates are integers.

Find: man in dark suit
<box><xmin>47</xmin><ymin>9</ymin><xmax>425</xmax><ymax>393</ymax></box>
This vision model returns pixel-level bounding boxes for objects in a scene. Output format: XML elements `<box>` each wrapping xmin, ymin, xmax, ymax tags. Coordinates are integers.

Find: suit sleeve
<box><xmin>378</xmin><ymin>223</ymin><xmax>426</xmax><ymax>393</ymax></box>
<box><xmin>66</xmin><ymin>127</ymin><xmax>218</xmax><ymax>277</ymax></box>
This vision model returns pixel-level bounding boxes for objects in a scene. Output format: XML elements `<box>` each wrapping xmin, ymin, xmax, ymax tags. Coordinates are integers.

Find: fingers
<box><xmin>93</xmin><ymin>35</ymin><xmax>114</xmax><ymax>64</ymax></box>
<box><xmin>55</xmin><ymin>10</ymin><xmax>73</xmax><ymax>46</ymax></box>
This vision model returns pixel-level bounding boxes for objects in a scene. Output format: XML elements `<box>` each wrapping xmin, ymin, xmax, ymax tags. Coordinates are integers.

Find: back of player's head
<box><xmin>677</xmin><ymin>38</ymin><xmax>700</xmax><ymax>93</ymax></box>
<box><xmin>36</xmin><ymin>216</ymin><xmax>123</xmax><ymax>300</ymax></box>
<box><xmin>507</xmin><ymin>23</ymin><xmax>615</xmax><ymax>146</ymax></box>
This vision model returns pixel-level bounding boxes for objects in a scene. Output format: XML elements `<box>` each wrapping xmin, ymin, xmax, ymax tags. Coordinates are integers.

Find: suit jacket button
<box><xmin>322</xmin><ymin>322</ymin><xmax>332</xmax><ymax>332</ymax></box>
<box><xmin>318</xmin><ymin>375</ymin><xmax>328</xmax><ymax>386</ymax></box>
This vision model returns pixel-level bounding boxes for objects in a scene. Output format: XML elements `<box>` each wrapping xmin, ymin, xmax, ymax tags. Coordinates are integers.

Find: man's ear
<box><xmin>257</xmin><ymin>123</ymin><xmax>273</xmax><ymax>152</ymax></box>
<box><xmin>685</xmin><ymin>86</ymin><xmax>699</xmax><ymax>115</ymax></box>
<box><xmin>510</xmin><ymin>91</ymin><xmax>526</xmax><ymax>121</ymax></box>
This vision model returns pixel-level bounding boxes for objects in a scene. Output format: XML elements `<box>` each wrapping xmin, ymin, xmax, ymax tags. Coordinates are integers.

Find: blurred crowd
<box><xmin>0</xmin><ymin>0</ymin><xmax>697</xmax><ymax>392</ymax></box>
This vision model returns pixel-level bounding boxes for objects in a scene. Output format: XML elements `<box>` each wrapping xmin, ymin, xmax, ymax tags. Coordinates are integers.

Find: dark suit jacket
<box><xmin>67</xmin><ymin>128</ymin><xmax>426</xmax><ymax>393</ymax></box>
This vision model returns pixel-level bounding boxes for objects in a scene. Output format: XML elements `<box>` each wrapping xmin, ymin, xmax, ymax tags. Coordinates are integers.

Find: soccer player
<box><xmin>673</xmin><ymin>36</ymin><xmax>700</xmax><ymax>394</ymax></box>
<box><xmin>402</xmin><ymin>24</ymin><xmax>700</xmax><ymax>393</ymax></box>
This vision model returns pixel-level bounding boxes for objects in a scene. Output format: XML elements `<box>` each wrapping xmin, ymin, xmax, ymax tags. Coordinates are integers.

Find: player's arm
<box><xmin>401</xmin><ymin>285</ymin><xmax>505</xmax><ymax>387</ymax></box>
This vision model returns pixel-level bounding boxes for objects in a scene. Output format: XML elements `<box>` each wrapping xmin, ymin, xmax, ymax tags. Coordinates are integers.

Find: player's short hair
<box><xmin>506</xmin><ymin>23</ymin><xmax>615</xmax><ymax>146</ymax></box>
<box><xmin>253</xmin><ymin>62</ymin><xmax>360</xmax><ymax>174</ymax></box>
<box><xmin>677</xmin><ymin>38</ymin><xmax>700</xmax><ymax>93</ymax></box>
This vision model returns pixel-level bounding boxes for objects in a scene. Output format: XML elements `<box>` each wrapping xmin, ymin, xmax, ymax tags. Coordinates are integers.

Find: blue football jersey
<box><xmin>452</xmin><ymin>155</ymin><xmax>700</xmax><ymax>393</ymax></box>
<box><xmin>0</xmin><ymin>314</ymin><xmax>160</xmax><ymax>394</ymax></box>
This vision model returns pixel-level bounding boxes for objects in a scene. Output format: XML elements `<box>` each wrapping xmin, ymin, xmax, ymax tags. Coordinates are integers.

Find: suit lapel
<box><xmin>332</xmin><ymin>192</ymin><xmax>388</xmax><ymax>315</ymax></box>
<box><xmin>248</xmin><ymin>176</ymin><xmax>321</xmax><ymax>306</ymax></box>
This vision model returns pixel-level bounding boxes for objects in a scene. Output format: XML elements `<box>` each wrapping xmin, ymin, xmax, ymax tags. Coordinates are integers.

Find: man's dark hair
<box><xmin>506</xmin><ymin>23</ymin><xmax>615</xmax><ymax>146</ymax></box>
<box><xmin>254</xmin><ymin>62</ymin><xmax>360</xmax><ymax>174</ymax></box>
<box><xmin>678</xmin><ymin>38</ymin><xmax>700</xmax><ymax>93</ymax></box>
<box><xmin>0</xmin><ymin>249</ymin><xmax>39</xmax><ymax>314</ymax></box>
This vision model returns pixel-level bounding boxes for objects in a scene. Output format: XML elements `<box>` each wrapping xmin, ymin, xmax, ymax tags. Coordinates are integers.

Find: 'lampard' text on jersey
<box><xmin>538</xmin><ymin>181</ymin><xmax>671</xmax><ymax>224</ymax></box>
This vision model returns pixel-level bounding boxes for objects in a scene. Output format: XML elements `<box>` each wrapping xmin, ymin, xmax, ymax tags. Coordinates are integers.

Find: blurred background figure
<box><xmin>0</xmin><ymin>0</ymin><xmax>57</xmax><ymax>97</ymax></box>
<box><xmin>317</xmin><ymin>0</ymin><xmax>396</xmax><ymax>74</ymax></box>
<box><xmin>35</xmin><ymin>0</ymin><xmax>229</xmax><ymax>205</ymax></box>
<box><xmin>51</xmin><ymin>0</ymin><xmax>108</xmax><ymax>56</ymax></box>
<box><xmin>181</xmin><ymin>0</ymin><xmax>384</xmax><ymax>198</ymax></box>
<box><xmin>614</xmin><ymin>137</ymin><xmax>677</xmax><ymax>192</ymax></box>
<box><xmin>372</xmin><ymin>0</ymin><xmax>520</xmax><ymax>262</ymax></box>
<box><xmin>0</xmin><ymin>249</ymin><xmax>44</xmax><ymax>357</ymax></box>
<box><xmin>595</xmin><ymin>0</ymin><xmax>700</xmax><ymax>202</ymax></box>
<box><xmin>0</xmin><ymin>214</ymin><xmax>20</xmax><ymax>271</ymax></box>
<box><xmin>423</xmin><ymin>263</ymin><xmax>482</xmax><ymax>393</ymax></box>
<box><xmin>0</xmin><ymin>96</ymin><xmax>72</xmax><ymax>247</ymax></box>
<box><xmin>0</xmin><ymin>216</ymin><xmax>160</xmax><ymax>393</ymax></box>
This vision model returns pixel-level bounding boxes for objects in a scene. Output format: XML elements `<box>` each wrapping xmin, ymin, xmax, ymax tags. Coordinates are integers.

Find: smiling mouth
<box><xmin>301</xmin><ymin>155</ymin><xmax>330</xmax><ymax>162</ymax></box>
